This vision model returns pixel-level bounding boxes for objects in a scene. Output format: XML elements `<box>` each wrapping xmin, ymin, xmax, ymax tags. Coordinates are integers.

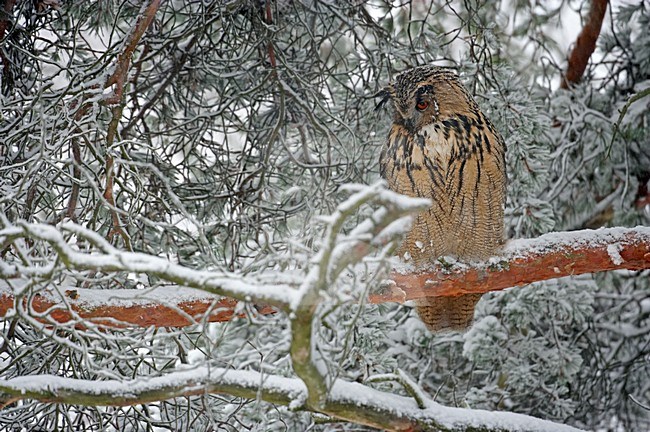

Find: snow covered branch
<box><xmin>372</xmin><ymin>226</ymin><xmax>650</xmax><ymax>304</ymax></box>
<box><xmin>0</xmin><ymin>367</ymin><xmax>585</xmax><ymax>432</ymax></box>
<box><xmin>0</xmin><ymin>283</ymin><xmax>274</xmax><ymax>328</ymax></box>
<box><xmin>0</xmin><ymin>222</ymin><xmax>296</xmax><ymax>310</ymax></box>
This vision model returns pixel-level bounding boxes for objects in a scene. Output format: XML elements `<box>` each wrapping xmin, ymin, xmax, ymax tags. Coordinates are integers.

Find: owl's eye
<box><xmin>416</xmin><ymin>100</ymin><xmax>429</xmax><ymax>111</ymax></box>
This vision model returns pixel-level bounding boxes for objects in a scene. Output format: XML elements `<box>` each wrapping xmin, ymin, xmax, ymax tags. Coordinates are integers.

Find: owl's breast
<box><xmin>417</xmin><ymin>124</ymin><xmax>454</xmax><ymax>163</ymax></box>
<box><xmin>379</xmin><ymin>124</ymin><xmax>451</xmax><ymax>200</ymax></box>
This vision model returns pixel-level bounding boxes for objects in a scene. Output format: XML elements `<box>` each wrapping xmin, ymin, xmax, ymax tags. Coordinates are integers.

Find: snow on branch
<box><xmin>372</xmin><ymin>226</ymin><xmax>650</xmax><ymax>304</ymax></box>
<box><xmin>0</xmin><ymin>183</ymin><xmax>427</xmax><ymax>330</ymax></box>
<box><xmin>0</xmin><ymin>222</ymin><xmax>297</xmax><ymax>310</ymax></box>
<box><xmin>0</xmin><ymin>283</ymin><xmax>274</xmax><ymax>328</ymax></box>
<box><xmin>0</xmin><ymin>367</ymin><xmax>585</xmax><ymax>432</ymax></box>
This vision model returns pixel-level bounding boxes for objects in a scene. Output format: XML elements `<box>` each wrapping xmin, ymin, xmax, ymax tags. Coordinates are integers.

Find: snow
<box><xmin>0</xmin><ymin>222</ymin><xmax>299</xmax><ymax>309</ymax></box>
<box><xmin>0</xmin><ymin>366</ymin><xmax>307</xmax><ymax>407</ymax></box>
<box><xmin>606</xmin><ymin>244</ymin><xmax>624</xmax><ymax>265</ymax></box>
<box><xmin>0</xmin><ymin>282</ymin><xmax>222</xmax><ymax>308</ymax></box>
<box><xmin>328</xmin><ymin>379</ymin><xmax>584</xmax><ymax>432</ymax></box>
<box><xmin>2</xmin><ymin>224</ymin><xmax>647</xmax><ymax>317</ymax></box>
<box><xmin>504</xmin><ymin>226</ymin><xmax>650</xmax><ymax>260</ymax></box>
<box><xmin>372</xmin><ymin>216</ymin><xmax>413</xmax><ymax>246</ymax></box>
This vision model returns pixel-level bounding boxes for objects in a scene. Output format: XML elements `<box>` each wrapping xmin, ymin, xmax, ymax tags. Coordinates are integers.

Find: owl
<box><xmin>378</xmin><ymin>66</ymin><xmax>506</xmax><ymax>332</ymax></box>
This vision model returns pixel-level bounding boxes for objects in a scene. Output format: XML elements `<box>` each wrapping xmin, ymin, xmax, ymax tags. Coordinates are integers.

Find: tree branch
<box><xmin>560</xmin><ymin>0</ymin><xmax>608</xmax><ymax>89</ymax></box>
<box><xmin>0</xmin><ymin>284</ymin><xmax>275</xmax><ymax>328</ymax></box>
<box><xmin>372</xmin><ymin>226</ymin><xmax>650</xmax><ymax>304</ymax></box>
<box><xmin>0</xmin><ymin>0</ymin><xmax>17</xmax><ymax>92</ymax></box>
<box><xmin>1</xmin><ymin>227</ymin><xmax>648</xmax><ymax>328</ymax></box>
<box><xmin>0</xmin><ymin>367</ymin><xmax>585</xmax><ymax>432</ymax></box>
<box><xmin>104</xmin><ymin>0</ymin><xmax>161</xmax><ymax>103</ymax></box>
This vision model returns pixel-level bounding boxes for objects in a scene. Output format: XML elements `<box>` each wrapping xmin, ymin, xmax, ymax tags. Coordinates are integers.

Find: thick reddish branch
<box><xmin>371</xmin><ymin>227</ymin><xmax>650</xmax><ymax>304</ymax></box>
<box><xmin>0</xmin><ymin>227</ymin><xmax>648</xmax><ymax>328</ymax></box>
<box><xmin>560</xmin><ymin>0</ymin><xmax>608</xmax><ymax>89</ymax></box>
<box><xmin>0</xmin><ymin>288</ymin><xmax>275</xmax><ymax>328</ymax></box>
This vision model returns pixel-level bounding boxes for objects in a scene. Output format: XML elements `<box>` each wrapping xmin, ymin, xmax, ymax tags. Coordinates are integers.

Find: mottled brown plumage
<box><xmin>379</xmin><ymin>66</ymin><xmax>506</xmax><ymax>332</ymax></box>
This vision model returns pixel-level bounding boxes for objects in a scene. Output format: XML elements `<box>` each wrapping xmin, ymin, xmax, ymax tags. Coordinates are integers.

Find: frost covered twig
<box><xmin>607</xmin><ymin>87</ymin><xmax>650</xmax><ymax>157</ymax></box>
<box><xmin>0</xmin><ymin>367</ymin><xmax>585</xmax><ymax>432</ymax></box>
<box><xmin>366</xmin><ymin>369</ymin><xmax>428</xmax><ymax>409</ymax></box>
<box><xmin>373</xmin><ymin>226</ymin><xmax>650</xmax><ymax>303</ymax></box>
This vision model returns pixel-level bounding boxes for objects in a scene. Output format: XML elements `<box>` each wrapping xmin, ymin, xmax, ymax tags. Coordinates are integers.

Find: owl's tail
<box><xmin>415</xmin><ymin>293</ymin><xmax>482</xmax><ymax>332</ymax></box>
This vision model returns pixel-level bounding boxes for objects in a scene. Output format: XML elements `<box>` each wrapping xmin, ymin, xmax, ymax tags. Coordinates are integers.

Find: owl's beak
<box><xmin>374</xmin><ymin>89</ymin><xmax>391</xmax><ymax>112</ymax></box>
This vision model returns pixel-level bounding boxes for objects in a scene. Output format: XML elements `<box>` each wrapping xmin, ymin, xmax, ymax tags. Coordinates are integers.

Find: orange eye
<box><xmin>416</xmin><ymin>100</ymin><xmax>429</xmax><ymax>111</ymax></box>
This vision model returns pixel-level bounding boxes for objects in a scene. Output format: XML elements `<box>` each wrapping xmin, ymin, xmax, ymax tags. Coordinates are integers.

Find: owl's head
<box><xmin>376</xmin><ymin>65</ymin><xmax>474</xmax><ymax>133</ymax></box>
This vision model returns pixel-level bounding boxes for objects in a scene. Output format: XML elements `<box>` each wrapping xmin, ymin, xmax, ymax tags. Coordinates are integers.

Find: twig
<box><xmin>366</xmin><ymin>369</ymin><xmax>428</xmax><ymax>409</ymax></box>
<box><xmin>65</xmin><ymin>139</ymin><xmax>81</xmax><ymax>221</ymax></box>
<box><xmin>606</xmin><ymin>87</ymin><xmax>650</xmax><ymax>158</ymax></box>
<box><xmin>264</xmin><ymin>0</ymin><xmax>277</xmax><ymax>70</ymax></box>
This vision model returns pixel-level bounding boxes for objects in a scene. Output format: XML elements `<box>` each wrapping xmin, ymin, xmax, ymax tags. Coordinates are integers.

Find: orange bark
<box><xmin>0</xmin><ymin>290</ymin><xmax>275</xmax><ymax>328</ymax></box>
<box><xmin>560</xmin><ymin>0</ymin><xmax>608</xmax><ymax>89</ymax></box>
<box><xmin>371</xmin><ymin>228</ymin><xmax>650</xmax><ymax>304</ymax></box>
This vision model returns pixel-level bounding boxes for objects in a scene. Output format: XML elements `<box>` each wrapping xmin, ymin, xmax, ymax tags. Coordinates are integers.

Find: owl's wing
<box><xmin>446</xmin><ymin>127</ymin><xmax>506</xmax><ymax>258</ymax></box>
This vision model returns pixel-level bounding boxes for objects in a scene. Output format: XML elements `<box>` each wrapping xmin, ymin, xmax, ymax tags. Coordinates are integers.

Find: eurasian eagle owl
<box><xmin>378</xmin><ymin>66</ymin><xmax>506</xmax><ymax>332</ymax></box>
